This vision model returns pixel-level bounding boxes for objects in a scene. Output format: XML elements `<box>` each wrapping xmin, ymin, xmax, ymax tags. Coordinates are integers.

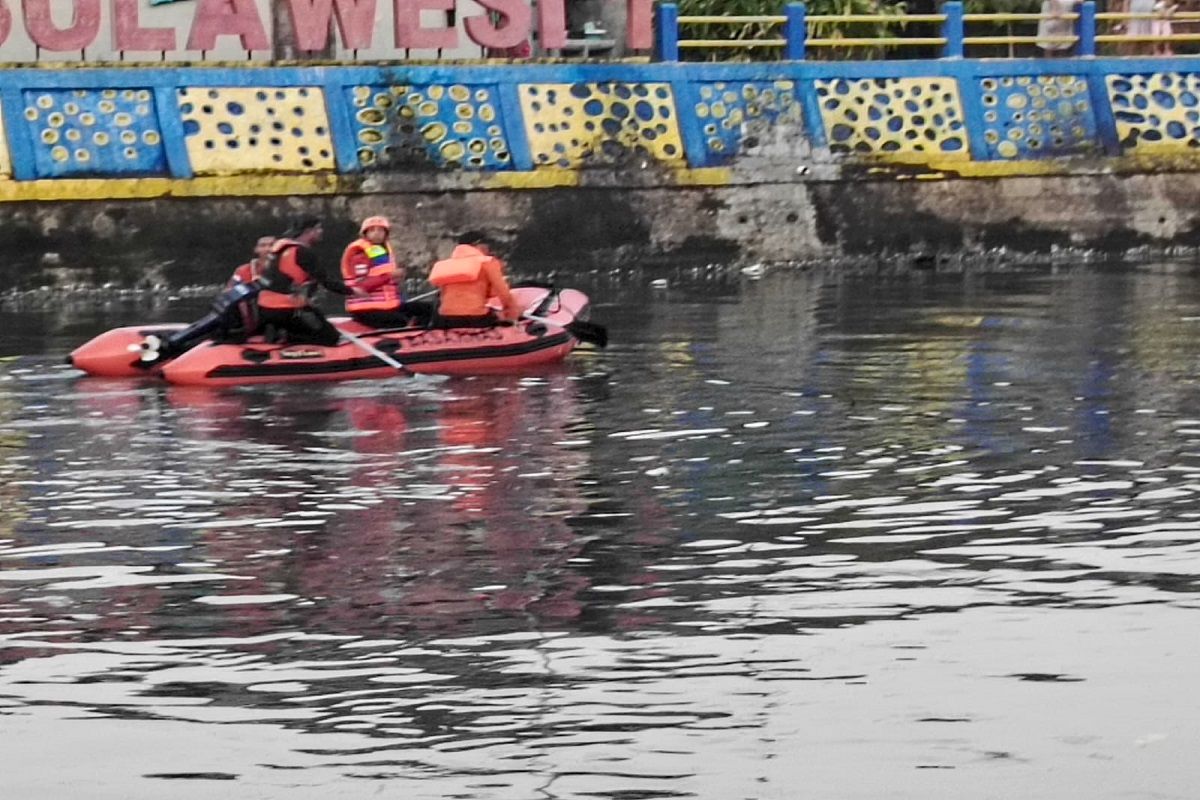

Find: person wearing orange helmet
<box><xmin>340</xmin><ymin>215</ymin><xmax>432</xmax><ymax>328</ymax></box>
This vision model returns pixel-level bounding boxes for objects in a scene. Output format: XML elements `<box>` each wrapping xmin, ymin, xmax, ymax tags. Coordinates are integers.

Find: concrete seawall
<box><xmin>4</xmin><ymin>58</ymin><xmax>1200</xmax><ymax>287</ymax></box>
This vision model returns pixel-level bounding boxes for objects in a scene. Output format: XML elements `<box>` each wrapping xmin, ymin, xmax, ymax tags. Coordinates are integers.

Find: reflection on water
<box><xmin>3</xmin><ymin>266</ymin><xmax>1200</xmax><ymax>799</ymax></box>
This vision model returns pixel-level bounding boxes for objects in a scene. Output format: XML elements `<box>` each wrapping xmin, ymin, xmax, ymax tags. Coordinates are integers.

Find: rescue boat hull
<box><xmin>69</xmin><ymin>288</ymin><xmax>590</xmax><ymax>385</ymax></box>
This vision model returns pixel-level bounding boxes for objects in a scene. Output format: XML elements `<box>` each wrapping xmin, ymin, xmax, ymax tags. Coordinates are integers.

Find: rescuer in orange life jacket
<box><xmin>255</xmin><ymin>217</ymin><xmax>363</xmax><ymax>346</ymax></box>
<box><xmin>139</xmin><ymin>234</ymin><xmax>280</xmax><ymax>366</ymax></box>
<box><xmin>429</xmin><ymin>230</ymin><xmax>523</xmax><ymax>328</ymax></box>
<box><xmin>226</xmin><ymin>235</ymin><xmax>275</xmax><ymax>289</ymax></box>
<box><xmin>340</xmin><ymin>215</ymin><xmax>433</xmax><ymax>329</ymax></box>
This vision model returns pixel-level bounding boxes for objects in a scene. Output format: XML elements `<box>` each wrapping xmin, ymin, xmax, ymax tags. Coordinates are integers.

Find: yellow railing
<box><xmin>669</xmin><ymin>4</ymin><xmax>1200</xmax><ymax>58</ymax></box>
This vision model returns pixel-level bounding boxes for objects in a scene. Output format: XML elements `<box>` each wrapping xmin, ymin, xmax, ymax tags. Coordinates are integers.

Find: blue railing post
<box><xmin>1078</xmin><ymin>1</ymin><xmax>1097</xmax><ymax>56</ymax></box>
<box><xmin>655</xmin><ymin>3</ymin><xmax>680</xmax><ymax>62</ymax></box>
<box><xmin>784</xmin><ymin>2</ymin><xmax>807</xmax><ymax>60</ymax></box>
<box><xmin>941</xmin><ymin>0</ymin><xmax>964</xmax><ymax>58</ymax></box>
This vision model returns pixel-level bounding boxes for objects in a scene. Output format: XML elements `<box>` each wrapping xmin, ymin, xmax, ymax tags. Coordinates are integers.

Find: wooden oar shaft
<box><xmin>339</xmin><ymin>329</ymin><xmax>408</xmax><ymax>372</ymax></box>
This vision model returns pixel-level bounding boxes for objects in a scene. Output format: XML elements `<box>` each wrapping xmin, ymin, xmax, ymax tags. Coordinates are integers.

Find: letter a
<box><xmin>188</xmin><ymin>0</ymin><xmax>269</xmax><ymax>51</ymax></box>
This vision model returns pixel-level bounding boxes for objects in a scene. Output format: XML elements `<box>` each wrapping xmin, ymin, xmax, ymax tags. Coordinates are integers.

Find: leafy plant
<box><xmin>675</xmin><ymin>0</ymin><xmax>911</xmax><ymax>61</ymax></box>
<box><xmin>672</xmin><ymin>0</ymin><xmax>1059</xmax><ymax>61</ymax></box>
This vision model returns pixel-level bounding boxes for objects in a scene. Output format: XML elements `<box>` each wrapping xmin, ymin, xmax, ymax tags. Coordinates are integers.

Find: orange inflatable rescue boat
<box><xmin>69</xmin><ymin>287</ymin><xmax>603</xmax><ymax>386</ymax></box>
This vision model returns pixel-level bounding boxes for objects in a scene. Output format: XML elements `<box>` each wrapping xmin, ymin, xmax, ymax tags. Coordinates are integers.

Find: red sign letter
<box><xmin>285</xmin><ymin>0</ymin><xmax>376</xmax><ymax>50</ymax></box>
<box><xmin>22</xmin><ymin>0</ymin><xmax>101</xmax><ymax>50</ymax></box>
<box><xmin>393</xmin><ymin>0</ymin><xmax>456</xmax><ymax>50</ymax></box>
<box><xmin>464</xmin><ymin>0</ymin><xmax>529</xmax><ymax>50</ymax></box>
<box><xmin>537</xmin><ymin>0</ymin><xmax>564</xmax><ymax>50</ymax></box>
<box><xmin>113</xmin><ymin>0</ymin><xmax>175</xmax><ymax>51</ymax></box>
<box><xmin>626</xmin><ymin>0</ymin><xmax>652</xmax><ymax>50</ymax></box>
<box><xmin>187</xmin><ymin>0</ymin><xmax>269</xmax><ymax>51</ymax></box>
<box><xmin>0</xmin><ymin>1</ymin><xmax>11</xmax><ymax>46</ymax></box>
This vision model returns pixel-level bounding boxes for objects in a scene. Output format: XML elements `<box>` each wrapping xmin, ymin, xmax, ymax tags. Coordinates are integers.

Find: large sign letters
<box><xmin>0</xmin><ymin>0</ymin><xmax>648</xmax><ymax>54</ymax></box>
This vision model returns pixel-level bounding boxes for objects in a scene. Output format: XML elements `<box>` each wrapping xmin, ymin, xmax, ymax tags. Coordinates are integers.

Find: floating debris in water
<box><xmin>741</xmin><ymin>263</ymin><xmax>766</xmax><ymax>278</ymax></box>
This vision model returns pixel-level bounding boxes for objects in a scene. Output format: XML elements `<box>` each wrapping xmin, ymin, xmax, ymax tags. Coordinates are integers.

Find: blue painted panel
<box><xmin>689</xmin><ymin>80</ymin><xmax>804</xmax><ymax>166</ymax></box>
<box><xmin>1</xmin><ymin>87</ymin><xmax>37</xmax><ymax>181</ymax></box>
<box><xmin>21</xmin><ymin>88</ymin><xmax>167</xmax><ymax>177</ymax></box>
<box><xmin>976</xmin><ymin>75</ymin><xmax>1100</xmax><ymax>160</ymax></box>
<box><xmin>345</xmin><ymin>82</ymin><xmax>515</xmax><ymax>170</ymax></box>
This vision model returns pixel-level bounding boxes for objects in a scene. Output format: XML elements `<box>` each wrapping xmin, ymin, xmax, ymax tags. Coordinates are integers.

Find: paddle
<box><xmin>523</xmin><ymin>313</ymin><xmax>608</xmax><ymax>348</ymax></box>
<box><xmin>490</xmin><ymin>290</ymin><xmax>609</xmax><ymax>348</ymax></box>
<box><xmin>338</xmin><ymin>329</ymin><xmax>410</xmax><ymax>373</ymax></box>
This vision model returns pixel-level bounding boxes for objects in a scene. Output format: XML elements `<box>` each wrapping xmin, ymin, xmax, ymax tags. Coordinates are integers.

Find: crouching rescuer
<box><xmin>254</xmin><ymin>217</ymin><xmax>359</xmax><ymax>346</ymax></box>
<box><xmin>429</xmin><ymin>231</ymin><xmax>522</xmax><ymax>328</ymax></box>
<box><xmin>139</xmin><ymin>218</ymin><xmax>360</xmax><ymax>366</ymax></box>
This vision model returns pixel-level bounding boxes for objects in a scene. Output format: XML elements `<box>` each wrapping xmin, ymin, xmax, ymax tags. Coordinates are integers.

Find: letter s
<box><xmin>464</xmin><ymin>0</ymin><xmax>530</xmax><ymax>50</ymax></box>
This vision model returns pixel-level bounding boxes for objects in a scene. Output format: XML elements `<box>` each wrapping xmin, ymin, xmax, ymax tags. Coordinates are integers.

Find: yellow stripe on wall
<box><xmin>0</xmin><ymin>174</ymin><xmax>354</xmax><ymax>202</ymax></box>
<box><xmin>179</xmin><ymin>87</ymin><xmax>336</xmax><ymax>175</ymax></box>
<box><xmin>0</xmin><ymin>99</ymin><xmax>10</xmax><ymax>178</ymax></box>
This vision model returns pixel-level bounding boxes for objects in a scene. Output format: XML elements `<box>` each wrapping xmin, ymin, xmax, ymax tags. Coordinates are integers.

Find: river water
<box><xmin>2</xmin><ymin>265</ymin><xmax>1199</xmax><ymax>799</ymax></box>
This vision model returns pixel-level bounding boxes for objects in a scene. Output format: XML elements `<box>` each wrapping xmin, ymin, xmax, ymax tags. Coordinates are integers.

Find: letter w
<box><xmin>284</xmin><ymin>0</ymin><xmax>376</xmax><ymax>50</ymax></box>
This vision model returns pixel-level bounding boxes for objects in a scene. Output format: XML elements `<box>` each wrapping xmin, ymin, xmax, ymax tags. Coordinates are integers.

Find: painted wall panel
<box><xmin>21</xmin><ymin>87</ymin><xmax>167</xmax><ymax>177</ymax></box>
<box><xmin>691</xmin><ymin>79</ymin><xmax>804</xmax><ymax>165</ymax></box>
<box><xmin>518</xmin><ymin>82</ymin><xmax>683</xmax><ymax>168</ymax></box>
<box><xmin>814</xmin><ymin>77</ymin><xmax>968</xmax><ymax>161</ymax></box>
<box><xmin>347</xmin><ymin>82</ymin><xmax>513</xmax><ymax>169</ymax></box>
<box><xmin>977</xmin><ymin>75</ymin><xmax>1099</xmax><ymax>160</ymax></box>
<box><xmin>179</xmin><ymin>86</ymin><xmax>335</xmax><ymax>175</ymax></box>
<box><xmin>1107</xmin><ymin>72</ymin><xmax>1200</xmax><ymax>153</ymax></box>
<box><xmin>0</xmin><ymin>99</ymin><xmax>9</xmax><ymax>177</ymax></box>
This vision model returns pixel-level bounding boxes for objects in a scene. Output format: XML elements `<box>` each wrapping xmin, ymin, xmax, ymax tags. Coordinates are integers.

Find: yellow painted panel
<box><xmin>179</xmin><ymin>87</ymin><xmax>335</xmax><ymax>175</ymax></box>
<box><xmin>1106</xmin><ymin>73</ymin><xmax>1199</xmax><ymax>154</ymax></box>
<box><xmin>518</xmin><ymin>83</ymin><xmax>684</xmax><ymax>168</ymax></box>
<box><xmin>815</xmin><ymin>77</ymin><xmax>969</xmax><ymax>162</ymax></box>
<box><xmin>0</xmin><ymin>98</ymin><xmax>10</xmax><ymax>177</ymax></box>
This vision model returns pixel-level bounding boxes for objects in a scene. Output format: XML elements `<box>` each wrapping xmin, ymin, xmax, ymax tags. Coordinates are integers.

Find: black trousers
<box><xmin>351</xmin><ymin>300</ymin><xmax>434</xmax><ymax>329</ymax></box>
<box><xmin>257</xmin><ymin>306</ymin><xmax>342</xmax><ymax>347</ymax></box>
<box><xmin>432</xmin><ymin>312</ymin><xmax>501</xmax><ymax>329</ymax></box>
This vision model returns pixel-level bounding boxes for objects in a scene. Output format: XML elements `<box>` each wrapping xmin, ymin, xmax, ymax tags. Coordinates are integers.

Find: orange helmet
<box><xmin>360</xmin><ymin>215</ymin><xmax>390</xmax><ymax>235</ymax></box>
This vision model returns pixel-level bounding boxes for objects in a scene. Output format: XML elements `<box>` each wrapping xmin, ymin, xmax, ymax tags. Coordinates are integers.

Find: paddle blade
<box><xmin>566</xmin><ymin>318</ymin><xmax>608</xmax><ymax>348</ymax></box>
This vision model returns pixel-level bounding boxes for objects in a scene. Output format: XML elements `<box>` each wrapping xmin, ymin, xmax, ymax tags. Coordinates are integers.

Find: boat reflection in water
<box><xmin>150</xmin><ymin>372</ymin><xmax>599</xmax><ymax>642</ymax></box>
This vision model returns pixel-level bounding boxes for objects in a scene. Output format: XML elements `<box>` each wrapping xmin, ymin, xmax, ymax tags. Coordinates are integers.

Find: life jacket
<box><xmin>257</xmin><ymin>238</ymin><xmax>313</xmax><ymax>310</ymax></box>
<box><xmin>430</xmin><ymin>245</ymin><xmax>519</xmax><ymax>320</ymax></box>
<box><xmin>340</xmin><ymin>238</ymin><xmax>400</xmax><ymax>312</ymax></box>
<box><xmin>228</xmin><ymin>261</ymin><xmax>260</xmax><ymax>287</ymax></box>
<box><xmin>429</xmin><ymin>246</ymin><xmax>486</xmax><ymax>287</ymax></box>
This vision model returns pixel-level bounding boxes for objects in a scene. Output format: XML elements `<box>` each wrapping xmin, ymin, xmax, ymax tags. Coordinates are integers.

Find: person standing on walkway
<box><xmin>1038</xmin><ymin>0</ymin><xmax>1081</xmax><ymax>56</ymax></box>
<box><xmin>1116</xmin><ymin>0</ymin><xmax>1157</xmax><ymax>54</ymax></box>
